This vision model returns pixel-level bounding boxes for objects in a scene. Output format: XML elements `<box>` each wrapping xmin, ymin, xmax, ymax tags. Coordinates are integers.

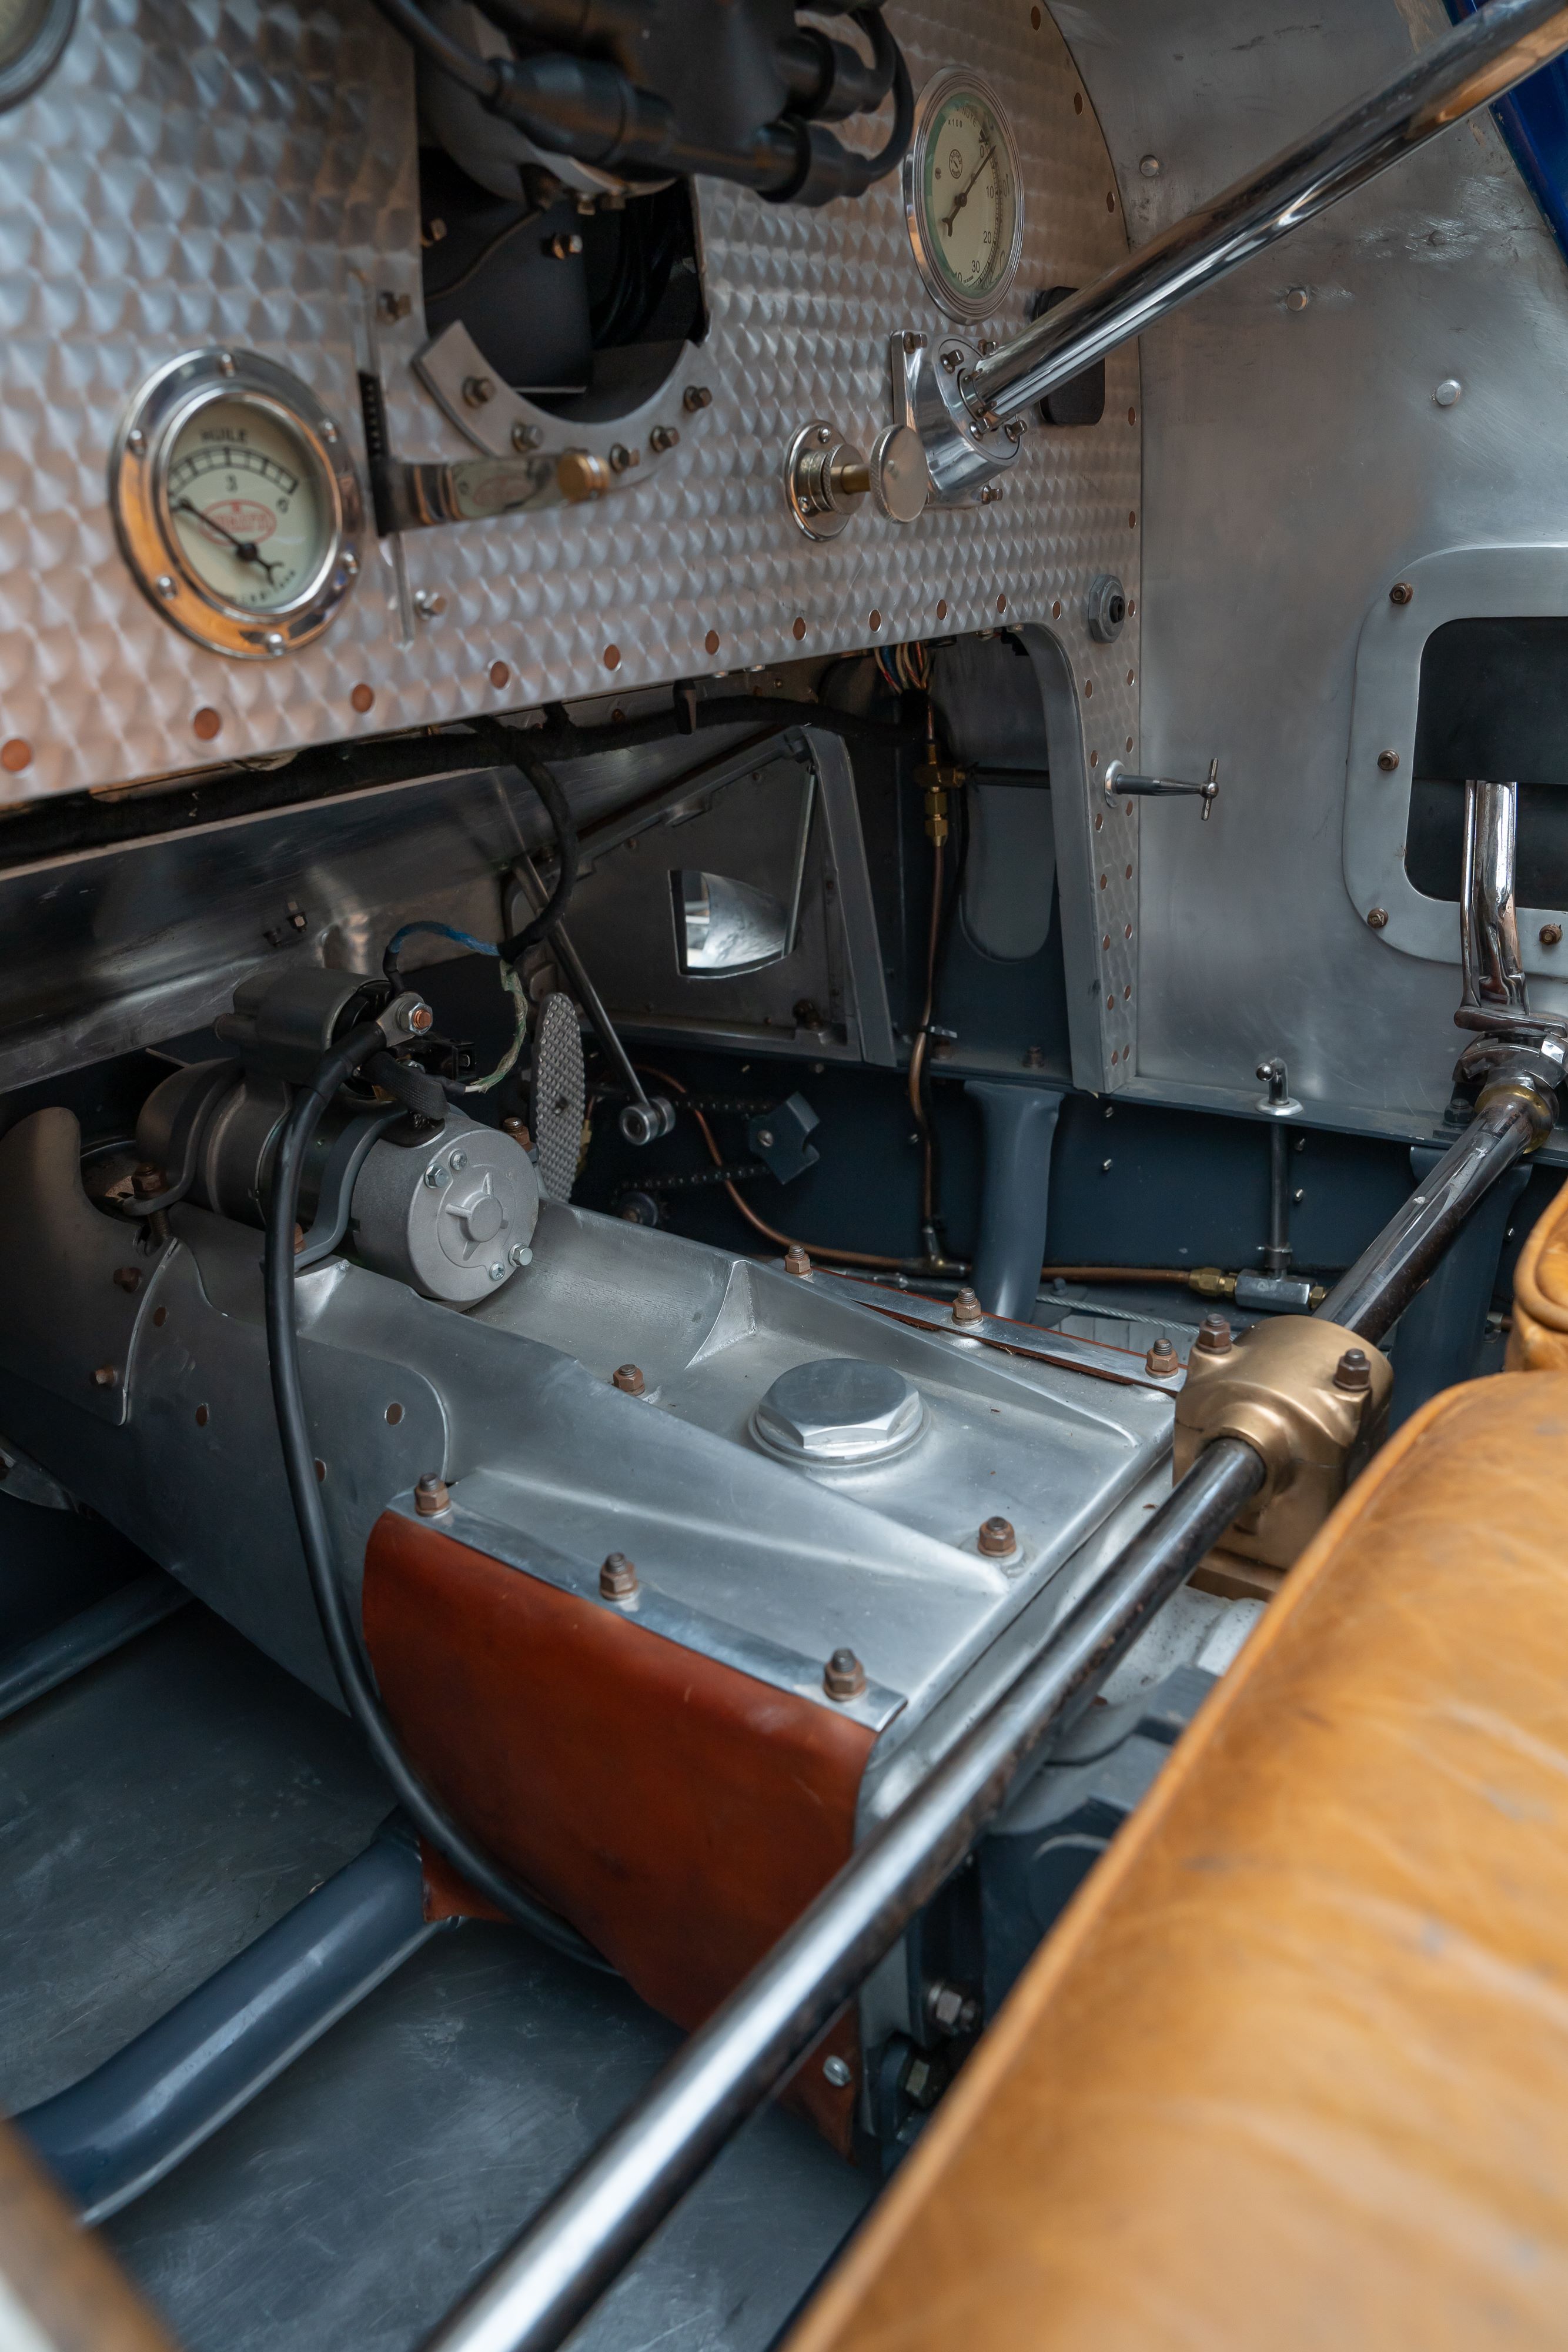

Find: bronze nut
<box><xmin>1376</xmin><ymin>749</ymin><xmax>1400</xmax><ymax>771</ymax></box>
<box><xmin>502</xmin><ymin>1116</ymin><xmax>532</xmax><ymax>1148</ymax></box>
<box><xmin>112</xmin><ymin>1267</ymin><xmax>142</xmax><ymax>1294</ymax></box>
<box><xmin>1196</xmin><ymin>1314</ymin><xmax>1233</xmax><ymax>1355</ymax></box>
<box><xmin>613</xmin><ymin>1363</ymin><xmax>646</xmax><ymax>1395</ymax></box>
<box><xmin>414</xmin><ymin>1472</ymin><xmax>452</xmax><ymax>1516</ymax></box>
<box><xmin>600</xmin><ymin>1551</ymin><xmax>638</xmax><ymax>1601</ymax></box>
<box><xmin>1389</xmin><ymin>580</ymin><xmax>1414</xmax><ymax>606</ymax></box>
<box><xmin>978</xmin><ymin>1515</ymin><xmax>1017</xmax><ymax>1557</ymax></box>
<box><xmin>1542</xmin><ymin>924</ymin><xmax>1563</xmax><ymax>948</ymax></box>
<box><xmin>1333</xmin><ymin>1346</ymin><xmax>1372</xmax><ymax>1393</ymax></box>
<box><xmin>823</xmin><ymin>1646</ymin><xmax>867</xmax><ymax>1700</ymax></box>
<box><xmin>131</xmin><ymin>1162</ymin><xmax>165</xmax><ymax>1199</ymax></box>
<box><xmin>91</xmin><ymin>1364</ymin><xmax>118</xmax><ymax>1389</ymax></box>
<box><xmin>952</xmin><ymin>1287</ymin><xmax>984</xmax><ymax>1327</ymax></box>
<box><xmin>1145</xmin><ymin>1337</ymin><xmax>1179</xmax><ymax>1377</ymax></box>
<box><xmin>784</xmin><ymin>1244</ymin><xmax>812</xmax><ymax>1278</ymax></box>
<box><xmin>1367</xmin><ymin>907</ymin><xmax>1389</xmax><ymax>930</ymax></box>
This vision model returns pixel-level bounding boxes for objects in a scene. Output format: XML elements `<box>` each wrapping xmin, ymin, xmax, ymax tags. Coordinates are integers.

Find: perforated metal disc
<box><xmin>530</xmin><ymin>991</ymin><xmax>584</xmax><ymax>1204</ymax></box>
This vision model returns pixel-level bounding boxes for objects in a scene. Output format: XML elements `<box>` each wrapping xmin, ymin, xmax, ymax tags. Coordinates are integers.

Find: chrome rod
<box><xmin>420</xmin><ymin>1438</ymin><xmax>1266</xmax><ymax>2352</ymax></box>
<box><xmin>964</xmin><ymin>0</ymin><xmax>1568</xmax><ymax>425</ymax></box>
<box><xmin>1318</xmin><ymin>1085</ymin><xmax>1550</xmax><ymax>1342</ymax></box>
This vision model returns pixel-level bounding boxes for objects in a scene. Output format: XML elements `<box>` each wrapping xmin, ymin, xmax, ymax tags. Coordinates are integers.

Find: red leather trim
<box><xmin>363</xmin><ymin>1508</ymin><xmax>878</xmax><ymax>2151</ymax></box>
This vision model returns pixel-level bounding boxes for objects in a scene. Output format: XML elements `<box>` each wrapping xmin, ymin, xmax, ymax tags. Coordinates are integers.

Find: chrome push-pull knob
<box><xmin>1104</xmin><ymin>756</ymin><xmax>1219</xmax><ymax>818</ymax></box>
<box><xmin>785</xmin><ymin>419</ymin><xmax>929</xmax><ymax>539</ymax></box>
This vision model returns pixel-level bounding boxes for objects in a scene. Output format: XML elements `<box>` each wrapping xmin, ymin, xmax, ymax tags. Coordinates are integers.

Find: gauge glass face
<box><xmin>912</xmin><ymin>80</ymin><xmax>1021</xmax><ymax>318</ymax></box>
<box><xmin>0</xmin><ymin>0</ymin><xmax>44</xmax><ymax>69</ymax></box>
<box><xmin>165</xmin><ymin>397</ymin><xmax>330</xmax><ymax>613</ymax></box>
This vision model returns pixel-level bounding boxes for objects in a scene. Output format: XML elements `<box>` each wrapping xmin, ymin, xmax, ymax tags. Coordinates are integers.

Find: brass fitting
<box><xmin>1174</xmin><ymin>1314</ymin><xmax>1392</xmax><ymax>1568</ymax></box>
<box><xmin>1187</xmin><ymin>1267</ymin><xmax>1238</xmax><ymax>1301</ymax></box>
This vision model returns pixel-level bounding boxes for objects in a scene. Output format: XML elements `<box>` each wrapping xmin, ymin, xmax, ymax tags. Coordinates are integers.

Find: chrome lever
<box><xmin>1103</xmin><ymin>756</ymin><xmax>1218</xmax><ymax>818</ymax></box>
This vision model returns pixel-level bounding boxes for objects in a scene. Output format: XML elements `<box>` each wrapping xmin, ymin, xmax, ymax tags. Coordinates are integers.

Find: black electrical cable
<box><xmin>369</xmin><ymin>0</ymin><xmax>498</xmax><ymax>95</ymax></box>
<box><xmin>262</xmin><ymin>1021</ymin><xmax>614</xmax><ymax>1971</ymax></box>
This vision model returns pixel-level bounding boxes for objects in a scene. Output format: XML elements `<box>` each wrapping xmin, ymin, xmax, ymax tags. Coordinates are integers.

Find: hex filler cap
<box><xmin>751</xmin><ymin>1357</ymin><xmax>925</xmax><ymax>1468</ymax></box>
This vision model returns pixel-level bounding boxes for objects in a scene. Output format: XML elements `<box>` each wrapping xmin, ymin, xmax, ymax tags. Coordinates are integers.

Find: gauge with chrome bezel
<box><xmin>111</xmin><ymin>349</ymin><xmax>364</xmax><ymax>660</ymax></box>
<box><xmin>903</xmin><ymin>69</ymin><xmax>1025</xmax><ymax>325</ymax></box>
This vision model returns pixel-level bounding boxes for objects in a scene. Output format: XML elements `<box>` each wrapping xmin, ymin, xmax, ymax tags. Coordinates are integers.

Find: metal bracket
<box><xmin>888</xmin><ymin>332</ymin><xmax>1020</xmax><ymax>510</ymax></box>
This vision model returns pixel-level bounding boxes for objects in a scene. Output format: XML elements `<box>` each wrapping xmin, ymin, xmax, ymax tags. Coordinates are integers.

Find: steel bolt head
<box><xmin>784</xmin><ymin>1244</ymin><xmax>812</xmax><ymax>1277</ymax></box>
<box><xmin>823</xmin><ymin>1646</ymin><xmax>867</xmax><ymax>1700</ymax></box>
<box><xmin>822</xmin><ymin>2054</ymin><xmax>853</xmax><ymax>2088</ymax></box>
<box><xmin>1333</xmin><ymin>1346</ymin><xmax>1373</xmax><ymax>1394</ymax></box>
<box><xmin>1145</xmin><ymin>1337</ymin><xmax>1179</xmax><ymax>1377</ymax></box>
<box><xmin>1197</xmin><ymin>1314</ymin><xmax>1233</xmax><ymax>1355</ymax></box>
<box><xmin>600</xmin><ymin>1551</ymin><xmax>638</xmax><ymax>1600</ymax></box>
<box><xmin>414</xmin><ymin>1473</ymin><xmax>452</xmax><ymax>1516</ymax></box>
<box><xmin>613</xmin><ymin>1363</ymin><xmax>646</xmax><ymax>1395</ymax></box>
<box><xmin>952</xmin><ymin>1287</ymin><xmax>984</xmax><ymax>1326</ymax></box>
<box><xmin>978</xmin><ymin>1515</ymin><xmax>1017</xmax><ymax>1557</ymax></box>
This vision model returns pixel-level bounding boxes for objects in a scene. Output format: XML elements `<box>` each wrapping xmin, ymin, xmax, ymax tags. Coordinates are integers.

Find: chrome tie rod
<box><xmin>905</xmin><ymin>0</ymin><xmax>1568</xmax><ymax>504</ymax></box>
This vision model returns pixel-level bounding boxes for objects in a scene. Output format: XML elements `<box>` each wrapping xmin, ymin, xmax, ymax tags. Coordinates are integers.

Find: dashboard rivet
<box><xmin>126</xmin><ymin>426</ymin><xmax>146</xmax><ymax>455</ymax></box>
<box><xmin>216</xmin><ymin>350</ymin><xmax>236</xmax><ymax>376</ymax></box>
<box><xmin>1</xmin><ymin>739</ymin><xmax>32</xmax><ymax>773</ymax></box>
<box><xmin>192</xmin><ymin>707</ymin><xmax>221</xmax><ymax>741</ymax></box>
<box><xmin>156</xmin><ymin>574</ymin><xmax>177</xmax><ymax>599</ymax></box>
<box><xmin>490</xmin><ymin>661</ymin><xmax>510</xmax><ymax>688</ymax></box>
<box><xmin>340</xmin><ymin>550</ymin><xmax>357</xmax><ymax>576</ymax></box>
<box><xmin>351</xmin><ymin>683</ymin><xmax>374</xmax><ymax>713</ymax></box>
<box><xmin>263</xmin><ymin>632</ymin><xmax>284</xmax><ymax>656</ymax></box>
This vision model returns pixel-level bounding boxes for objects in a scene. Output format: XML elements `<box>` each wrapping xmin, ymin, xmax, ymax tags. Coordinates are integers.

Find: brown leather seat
<box><xmin>790</xmin><ymin>1368</ymin><xmax>1568</xmax><ymax>2351</ymax></box>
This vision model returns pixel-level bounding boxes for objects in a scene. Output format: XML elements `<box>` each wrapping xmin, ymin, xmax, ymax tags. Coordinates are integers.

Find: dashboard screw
<box><xmin>822</xmin><ymin>2054</ymin><xmax>853</xmax><ymax>2087</ymax></box>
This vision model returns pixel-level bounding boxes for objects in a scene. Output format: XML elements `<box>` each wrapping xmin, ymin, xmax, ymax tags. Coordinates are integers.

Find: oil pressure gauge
<box><xmin>904</xmin><ymin>69</ymin><xmax>1024</xmax><ymax>324</ymax></box>
<box><xmin>111</xmin><ymin>350</ymin><xmax>364</xmax><ymax>659</ymax></box>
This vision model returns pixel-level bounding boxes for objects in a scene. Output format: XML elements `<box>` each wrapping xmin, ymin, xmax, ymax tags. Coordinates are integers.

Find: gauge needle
<box><xmin>941</xmin><ymin>139</ymin><xmax>994</xmax><ymax>236</ymax></box>
<box><xmin>172</xmin><ymin>497</ymin><xmax>282</xmax><ymax>584</ymax></box>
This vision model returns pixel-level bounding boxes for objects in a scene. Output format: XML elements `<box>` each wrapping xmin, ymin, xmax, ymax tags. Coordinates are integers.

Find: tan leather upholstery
<box><xmin>790</xmin><ymin>1374</ymin><xmax>1568</xmax><ymax>2352</ymax></box>
<box><xmin>1508</xmin><ymin>1175</ymin><xmax>1568</xmax><ymax>1368</ymax></box>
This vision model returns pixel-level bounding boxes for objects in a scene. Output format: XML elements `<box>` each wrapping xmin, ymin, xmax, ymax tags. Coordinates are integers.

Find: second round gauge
<box><xmin>904</xmin><ymin>70</ymin><xmax>1024</xmax><ymax>323</ymax></box>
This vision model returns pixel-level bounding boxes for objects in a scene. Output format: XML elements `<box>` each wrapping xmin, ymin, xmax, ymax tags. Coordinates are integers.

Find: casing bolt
<box><xmin>414</xmin><ymin>1474</ymin><xmax>451</xmax><ymax>1516</ymax></box>
<box><xmin>951</xmin><ymin>1288</ymin><xmax>984</xmax><ymax>1326</ymax></box>
<box><xmin>1333</xmin><ymin>1347</ymin><xmax>1372</xmax><ymax>1394</ymax></box>
<box><xmin>503</xmin><ymin>1117</ymin><xmax>532</xmax><ymax>1147</ymax></box>
<box><xmin>784</xmin><ymin>1244</ymin><xmax>812</xmax><ymax>1277</ymax></box>
<box><xmin>926</xmin><ymin>1980</ymin><xmax>980</xmax><ymax>2036</ymax></box>
<box><xmin>613</xmin><ymin>1363</ymin><xmax>646</xmax><ymax>1395</ymax></box>
<box><xmin>824</xmin><ymin>1647</ymin><xmax>867</xmax><ymax>1700</ymax></box>
<box><xmin>509</xmin><ymin>1244</ymin><xmax>532</xmax><ymax>1268</ymax></box>
<box><xmin>92</xmin><ymin>1364</ymin><xmax>118</xmax><ymax>1389</ymax></box>
<box><xmin>1145</xmin><ymin>1337</ymin><xmax>1179</xmax><ymax>1377</ymax></box>
<box><xmin>131</xmin><ymin>1163</ymin><xmax>165</xmax><ymax>1198</ymax></box>
<box><xmin>683</xmin><ymin>385</ymin><xmax>713</xmax><ymax>412</ymax></box>
<box><xmin>978</xmin><ymin>1515</ymin><xmax>1016</xmax><ymax>1557</ymax></box>
<box><xmin>1196</xmin><ymin>1314</ymin><xmax>1233</xmax><ymax>1355</ymax></box>
<box><xmin>600</xmin><ymin>1551</ymin><xmax>638</xmax><ymax>1601</ymax></box>
<box><xmin>1377</xmin><ymin>750</ymin><xmax>1400</xmax><ymax>772</ymax></box>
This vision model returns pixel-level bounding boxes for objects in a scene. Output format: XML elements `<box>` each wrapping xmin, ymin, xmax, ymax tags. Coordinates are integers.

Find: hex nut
<box><xmin>951</xmin><ymin>1287</ymin><xmax>984</xmax><ymax>1327</ymax></box>
<box><xmin>1389</xmin><ymin>581</ymin><xmax>1414</xmax><ymax>606</ymax></box>
<box><xmin>978</xmin><ymin>1515</ymin><xmax>1017</xmax><ymax>1557</ymax></box>
<box><xmin>683</xmin><ymin>385</ymin><xmax>713</xmax><ymax>412</ymax></box>
<box><xmin>414</xmin><ymin>1473</ymin><xmax>452</xmax><ymax>1516</ymax></box>
<box><xmin>613</xmin><ymin>1363</ymin><xmax>646</xmax><ymax>1396</ymax></box>
<box><xmin>1196</xmin><ymin>1314</ymin><xmax>1233</xmax><ymax>1356</ymax></box>
<box><xmin>131</xmin><ymin>1162</ymin><xmax>165</xmax><ymax>1199</ymax></box>
<box><xmin>1333</xmin><ymin>1347</ymin><xmax>1372</xmax><ymax>1394</ymax></box>
<box><xmin>1145</xmin><ymin>1337</ymin><xmax>1179</xmax><ymax>1377</ymax></box>
<box><xmin>784</xmin><ymin>1244</ymin><xmax>812</xmax><ymax>1277</ymax></box>
<box><xmin>600</xmin><ymin>1551</ymin><xmax>638</xmax><ymax>1601</ymax></box>
<box><xmin>927</xmin><ymin>1980</ymin><xmax>981</xmax><ymax>2037</ymax></box>
<box><xmin>1377</xmin><ymin>750</ymin><xmax>1400</xmax><ymax>772</ymax></box>
<box><xmin>823</xmin><ymin>1646</ymin><xmax>867</xmax><ymax>1700</ymax></box>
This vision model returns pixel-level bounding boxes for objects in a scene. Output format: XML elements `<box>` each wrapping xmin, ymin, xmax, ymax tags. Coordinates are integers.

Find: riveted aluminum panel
<box><xmin>0</xmin><ymin>0</ymin><xmax>1141</xmax><ymax>1095</ymax></box>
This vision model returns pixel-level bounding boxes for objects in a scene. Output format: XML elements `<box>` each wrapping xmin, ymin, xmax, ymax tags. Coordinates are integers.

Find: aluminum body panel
<box><xmin>0</xmin><ymin>1122</ymin><xmax>1173</xmax><ymax>1744</ymax></box>
<box><xmin>1056</xmin><ymin>0</ymin><xmax>1568</xmax><ymax>1134</ymax></box>
<box><xmin>0</xmin><ymin>0</ymin><xmax>1140</xmax><ymax>806</ymax></box>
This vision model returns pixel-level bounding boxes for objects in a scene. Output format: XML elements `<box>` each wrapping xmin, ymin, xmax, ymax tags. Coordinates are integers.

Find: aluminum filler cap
<box><xmin>751</xmin><ymin>1358</ymin><xmax>925</xmax><ymax>1467</ymax></box>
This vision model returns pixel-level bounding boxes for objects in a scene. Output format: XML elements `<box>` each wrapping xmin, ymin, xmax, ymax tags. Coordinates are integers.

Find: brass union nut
<box><xmin>1174</xmin><ymin>1314</ymin><xmax>1391</xmax><ymax>1569</ymax></box>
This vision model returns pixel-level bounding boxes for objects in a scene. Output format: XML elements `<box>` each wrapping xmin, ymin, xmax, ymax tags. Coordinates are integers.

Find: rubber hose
<box><xmin>262</xmin><ymin>1021</ymin><xmax>614</xmax><ymax>1970</ymax></box>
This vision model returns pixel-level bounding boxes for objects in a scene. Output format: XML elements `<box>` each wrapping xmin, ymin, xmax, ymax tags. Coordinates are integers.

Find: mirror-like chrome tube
<box><xmin>420</xmin><ymin>1437</ymin><xmax>1267</xmax><ymax>2352</ymax></box>
<box><xmin>963</xmin><ymin>0</ymin><xmax>1568</xmax><ymax>425</ymax></box>
<box><xmin>1317</xmin><ymin>1078</ymin><xmax>1554</xmax><ymax>1342</ymax></box>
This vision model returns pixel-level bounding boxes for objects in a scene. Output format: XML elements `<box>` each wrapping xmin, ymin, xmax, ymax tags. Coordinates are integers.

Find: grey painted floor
<box><xmin>0</xmin><ymin>1592</ymin><xmax>870</xmax><ymax>2352</ymax></box>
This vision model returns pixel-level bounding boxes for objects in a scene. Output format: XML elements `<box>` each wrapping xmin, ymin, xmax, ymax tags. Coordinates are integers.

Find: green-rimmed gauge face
<box><xmin>905</xmin><ymin>72</ymin><xmax>1024</xmax><ymax>323</ymax></box>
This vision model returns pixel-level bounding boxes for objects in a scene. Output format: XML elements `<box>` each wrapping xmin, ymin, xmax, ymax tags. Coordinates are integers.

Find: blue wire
<box><xmin>385</xmin><ymin>921</ymin><xmax>500</xmax><ymax>962</ymax></box>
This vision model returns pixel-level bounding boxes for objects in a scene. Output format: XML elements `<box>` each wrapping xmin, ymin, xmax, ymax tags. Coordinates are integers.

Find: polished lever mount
<box><xmin>1103</xmin><ymin>756</ymin><xmax>1219</xmax><ymax>818</ymax></box>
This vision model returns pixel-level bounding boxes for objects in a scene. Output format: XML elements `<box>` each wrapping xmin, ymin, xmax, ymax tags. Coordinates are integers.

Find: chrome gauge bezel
<box><xmin>0</xmin><ymin>0</ymin><xmax>77</xmax><ymax>113</ymax></box>
<box><xmin>902</xmin><ymin>68</ymin><xmax>1025</xmax><ymax>326</ymax></box>
<box><xmin>109</xmin><ymin>349</ymin><xmax>365</xmax><ymax>660</ymax></box>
